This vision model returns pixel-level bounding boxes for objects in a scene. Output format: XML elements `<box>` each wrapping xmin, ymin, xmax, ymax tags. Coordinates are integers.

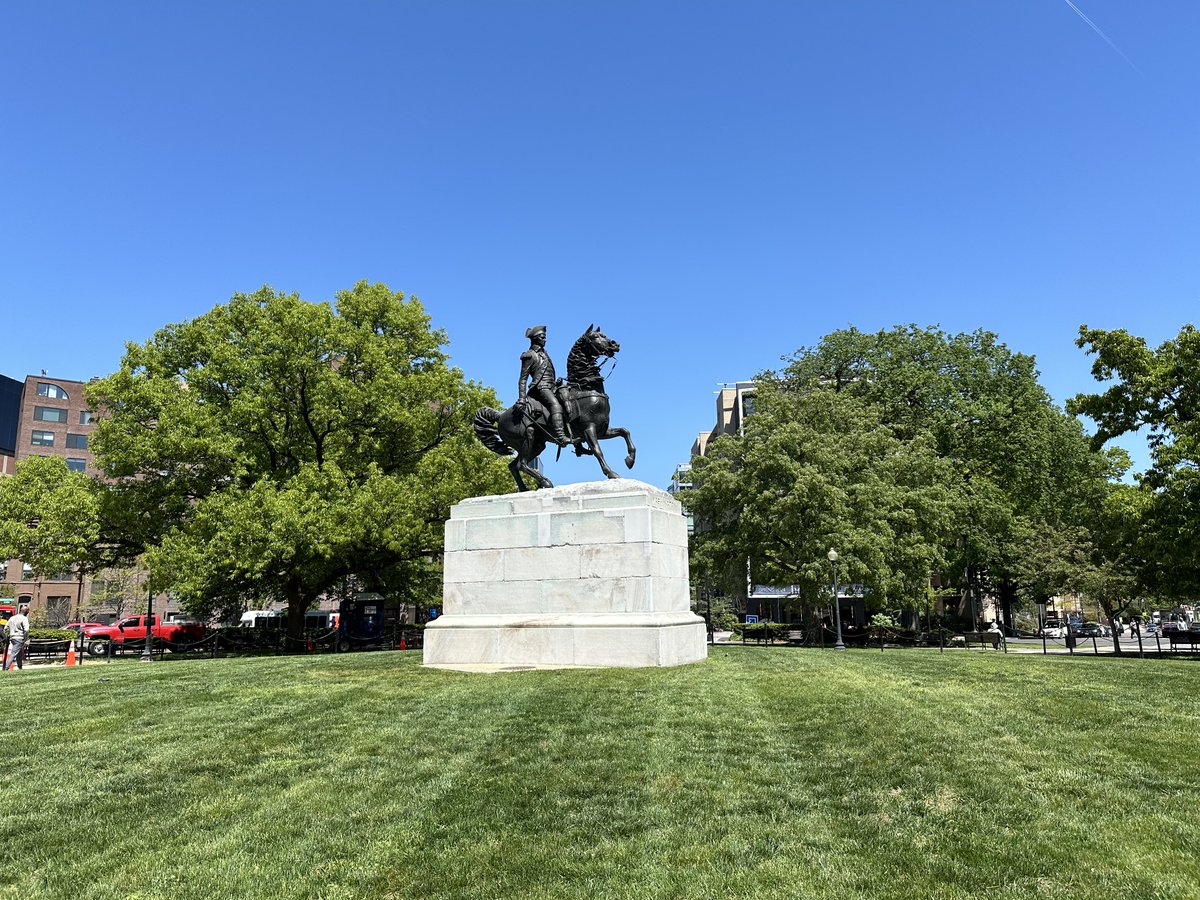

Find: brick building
<box><xmin>1</xmin><ymin>372</ymin><xmax>187</xmax><ymax>625</ymax></box>
<box><xmin>1</xmin><ymin>374</ymin><xmax>99</xmax><ymax>622</ymax></box>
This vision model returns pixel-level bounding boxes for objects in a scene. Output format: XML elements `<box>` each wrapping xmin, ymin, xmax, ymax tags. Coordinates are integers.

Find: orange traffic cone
<box><xmin>65</xmin><ymin>640</ymin><xmax>78</xmax><ymax>667</ymax></box>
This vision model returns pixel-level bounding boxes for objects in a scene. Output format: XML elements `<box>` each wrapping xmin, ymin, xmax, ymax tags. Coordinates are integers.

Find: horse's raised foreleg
<box><xmin>582</xmin><ymin>423</ymin><xmax>620</xmax><ymax>479</ymax></box>
<box><xmin>600</xmin><ymin>426</ymin><xmax>636</xmax><ymax>469</ymax></box>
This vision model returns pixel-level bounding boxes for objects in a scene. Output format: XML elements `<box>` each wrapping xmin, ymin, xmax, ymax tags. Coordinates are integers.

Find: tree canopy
<box><xmin>84</xmin><ymin>282</ymin><xmax>511</xmax><ymax>634</ymax></box>
<box><xmin>683</xmin><ymin>325</ymin><xmax>1115</xmax><ymax>622</ymax></box>
<box><xmin>684</xmin><ymin>379</ymin><xmax>958</xmax><ymax>608</ymax></box>
<box><xmin>1070</xmin><ymin>323</ymin><xmax>1200</xmax><ymax>598</ymax></box>
<box><xmin>0</xmin><ymin>455</ymin><xmax>103</xmax><ymax>583</ymax></box>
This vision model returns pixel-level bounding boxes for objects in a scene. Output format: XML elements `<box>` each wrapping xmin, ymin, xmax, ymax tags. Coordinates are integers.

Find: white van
<box><xmin>239</xmin><ymin>610</ymin><xmax>285</xmax><ymax>629</ymax></box>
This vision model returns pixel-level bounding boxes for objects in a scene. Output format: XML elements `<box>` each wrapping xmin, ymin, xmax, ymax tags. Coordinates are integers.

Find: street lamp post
<box><xmin>1037</xmin><ymin>599</ymin><xmax>1047</xmax><ymax>656</ymax></box>
<box><xmin>828</xmin><ymin>549</ymin><xmax>845</xmax><ymax>651</ymax></box>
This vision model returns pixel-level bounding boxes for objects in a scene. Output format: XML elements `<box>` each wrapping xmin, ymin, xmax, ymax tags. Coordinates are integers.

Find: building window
<box><xmin>31</xmin><ymin>430</ymin><xmax>55</xmax><ymax>447</ymax></box>
<box><xmin>66</xmin><ymin>458</ymin><xmax>87</xmax><ymax>472</ymax></box>
<box><xmin>0</xmin><ymin>561</ymin><xmax>7</xmax><ymax>580</ymax></box>
<box><xmin>37</xmin><ymin>383</ymin><xmax>69</xmax><ymax>400</ymax></box>
<box><xmin>66</xmin><ymin>433</ymin><xmax>88</xmax><ymax>450</ymax></box>
<box><xmin>80</xmin><ymin>410</ymin><xmax>94</xmax><ymax>425</ymax></box>
<box><xmin>22</xmin><ymin>564</ymin><xmax>33</xmax><ymax>581</ymax></box>
<box><xmin>33</xmin><ymin>406</ymin><xmax>68</xmax><ymax>423</ymax></box>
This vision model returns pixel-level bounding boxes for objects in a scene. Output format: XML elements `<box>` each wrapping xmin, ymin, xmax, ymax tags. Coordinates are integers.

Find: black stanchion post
<box><xmin>939</xmin><ymin>627</ymin><xmax>944</xmax><ymax>653</ymax></box>
<box><xmin>1155</xmin><ymin>632</ymin><xmax>1162</xmax><ymax>656</ymax></box>
<box><xmin>1136</xmin><ymin>628</ymin><xmax>1143</xmax><ymax>658</ymax></box>
<box><xmin>140</xmin><ymin>583</ymin><xmax>155</xmax><ymax>663</ymax></box>
<box><xmin>1092</xmin><ymin>635</ymin><xmax>1099</xmax><ymax>656</ymax></box>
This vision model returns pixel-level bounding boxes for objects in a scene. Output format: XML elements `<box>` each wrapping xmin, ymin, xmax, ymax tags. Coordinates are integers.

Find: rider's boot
<box><xmin>550</xmin><ymin>410</ymin><xmax>571</xmax><ymax>447</ymax></box>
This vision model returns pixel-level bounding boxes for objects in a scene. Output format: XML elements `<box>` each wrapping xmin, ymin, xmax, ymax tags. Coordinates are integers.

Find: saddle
<box><xmin>555</xmin><ymin>384</ymin><xmax>578</xmax><ymax>422</ymax></box>
<box><xmin>556</xmin><ymin>380</ymin><xmax>604</xmax><ymax>421</ymax></box>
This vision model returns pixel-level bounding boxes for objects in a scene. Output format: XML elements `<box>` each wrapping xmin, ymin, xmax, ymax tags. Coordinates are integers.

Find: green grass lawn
<box><xmin>1</xmin><ymin>648</ymin><xmax>1197</xmax><ymax>900</ymax></box>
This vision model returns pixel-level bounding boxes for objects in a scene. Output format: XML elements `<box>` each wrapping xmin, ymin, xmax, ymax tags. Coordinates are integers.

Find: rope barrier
<box><xmin>2</xmin><ymin>625</ymin><xmax>411</xmax><ymax>667</ymax></box>
<box><xmin>719</xmin><ymin>624</ymin><xmax>1198</xmax><ymax>661</ymax></box>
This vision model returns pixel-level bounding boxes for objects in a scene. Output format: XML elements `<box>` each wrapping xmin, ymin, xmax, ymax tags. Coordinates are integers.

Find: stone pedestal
<box><xmin>424</xmin><ymin>480</ymin><xmax>707</xmax><ymax>669</ymax></box>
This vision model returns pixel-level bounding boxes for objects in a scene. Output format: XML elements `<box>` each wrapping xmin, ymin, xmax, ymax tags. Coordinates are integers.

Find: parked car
<box><xmin>1189</xmin><ymin>621</ymin><xmax>1200</xmax><ymax>633</ymax></box>
<box><xmin>1142</xmin><ymin>622</ymin><xmax>1160</xmax><ymax>636</ymax></box>
<box><xmin>1040</xmin><ymin>624</ymin><xmax>1066</xmax><ymax>638</ymax></box>
<box><xmin>1079</xmin><ymin>623</ymin><xmax>1104</xmax><ymax>638</ymax></box>
<box><xmin>1162</xmin><ymin>620</ymin><xmax>1183</xmax><ymax>634</ymax></box>
<box><xmin>80</xmin><ymin>615</ymin><xmax>206</xmax><ymax>656</ymax></box>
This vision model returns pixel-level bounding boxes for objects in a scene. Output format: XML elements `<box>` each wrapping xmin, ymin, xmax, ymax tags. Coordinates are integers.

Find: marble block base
<box><xmin>424</xmin><ymin>480</ymin><xmax>707</xmax><ymax>669</ymax></box>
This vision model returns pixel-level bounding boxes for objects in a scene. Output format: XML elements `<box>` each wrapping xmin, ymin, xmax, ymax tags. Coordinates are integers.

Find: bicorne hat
<box><xmin>525</xmin><ymin>325</ymin><xmax>547</xmax><ymax>339</ymax></box>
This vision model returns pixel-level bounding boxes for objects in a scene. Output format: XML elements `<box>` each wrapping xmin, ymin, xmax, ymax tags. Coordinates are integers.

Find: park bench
<box><xmin>962</xmin><ymin>631</ymin><xmax>1004</xmax><ymax>650</ymax></box>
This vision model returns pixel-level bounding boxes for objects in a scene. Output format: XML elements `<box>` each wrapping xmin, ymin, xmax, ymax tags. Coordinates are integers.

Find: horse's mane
<box><xmin>566</xmin><ymin>331</ymin><xmax>605</xmax><ymax>391</ymax></box>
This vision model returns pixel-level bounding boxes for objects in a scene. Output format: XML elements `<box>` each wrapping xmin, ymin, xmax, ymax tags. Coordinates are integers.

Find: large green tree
<box><xmin>683</xmin><ymin>375</ymin><xmax>960</xmax><ymax>619</ymax></box>
<box><xmin>1009</xmin><ymin>482</ymin><xmax>1146</xmax><ymax>652</ymax></box>
<box><xmin>85</xmin><ymin>282</ymin><xmax>510</xmax><ymax>636</ymax></box>
<box><xmin>685</xmin><ymin>326</ymin><xmax>1113</xmax><ymax>625</ymax></box>
<box><xmin>1069</xmin><ymin>323</ymin><xmax>1200</xmax><ymax>598</ymax></box>
<box><xmin>0</xmin><ymin>455</ymin><xmax>104</xmax><ymax>623</ymax></box>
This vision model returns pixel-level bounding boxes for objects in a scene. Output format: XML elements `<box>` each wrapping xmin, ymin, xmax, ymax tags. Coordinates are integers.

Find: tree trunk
<box><xmin>998</xmin><ymin>580</ymin><xmax>1017</xmax><ymax>632</ymax></box>
<box><xmin>1106</xmin><ymin>608</ymin><xmax>1123</xmax><ymax>656</ymax></box>
<box><xmin>285</xmin><ymin>580</ymin><xmax>308</xmax><ymax>642</ymax></box>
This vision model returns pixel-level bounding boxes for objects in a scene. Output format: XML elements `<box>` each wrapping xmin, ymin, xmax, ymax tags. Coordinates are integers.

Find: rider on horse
<box><xmin>517</xmin><ymin>324</ymin><xmax>571</xmax><ymax>447</ymax></box>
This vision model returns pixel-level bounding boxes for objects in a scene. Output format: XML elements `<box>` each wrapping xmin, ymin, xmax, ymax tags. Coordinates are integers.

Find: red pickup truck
<box><xmin>81</xmin><ymin>615</ymin><xmax>206</xmax><ymax>657</ymax></box>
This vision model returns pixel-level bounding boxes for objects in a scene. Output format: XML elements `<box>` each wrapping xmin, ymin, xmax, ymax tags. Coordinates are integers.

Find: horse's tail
<box><xmin>473</xmin><ymin>407</ymin><xmax>514</xmax><ymax>456</ymax></box>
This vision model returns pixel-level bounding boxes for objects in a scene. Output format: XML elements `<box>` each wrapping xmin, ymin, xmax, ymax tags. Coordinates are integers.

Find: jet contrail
<box><xmin>1061</xmin><ymin>0</ymin><xmax>1144</xmax><ymax>76</ymax></box>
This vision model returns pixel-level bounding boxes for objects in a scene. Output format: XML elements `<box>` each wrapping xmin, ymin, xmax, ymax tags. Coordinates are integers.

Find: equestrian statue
<box><xmin>473</xmin><ymin>324</ymin><xmax>637</xmax><ymax>491</ymax></box>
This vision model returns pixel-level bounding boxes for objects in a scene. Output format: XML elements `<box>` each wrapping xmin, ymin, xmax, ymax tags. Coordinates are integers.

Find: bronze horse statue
<box><xmin>473</xmin><ymin>325</ymin><xmax>636</xmax><ymax>491</ymax></box>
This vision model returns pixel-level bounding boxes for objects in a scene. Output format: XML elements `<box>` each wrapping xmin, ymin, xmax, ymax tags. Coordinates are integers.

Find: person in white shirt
<box><xmin>4</xmin><ymin>604</ymin><xmax>30</xmax><ymax>671</ymax></box>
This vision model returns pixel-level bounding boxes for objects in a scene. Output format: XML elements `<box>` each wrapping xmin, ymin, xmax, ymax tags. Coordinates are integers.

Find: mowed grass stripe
<box><xmin>0</xmin><ymin>649</ymin><xmax>1197</xmax><ymax>899</ymax></box>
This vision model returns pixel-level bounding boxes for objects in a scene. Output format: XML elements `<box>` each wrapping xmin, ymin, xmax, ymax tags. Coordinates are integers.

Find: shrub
<box><xmin>711</xmin><ymin>611</ymin><xmax>739</xmax><ymax>632</ymax></box>
<box><xmin>27</xmin><ymin>629</ymin><xmax>77</xmax><ymax>644</ymax></box>
<box><xmin>736</xmin><ymin>621</ymin><xmax>791</xmax><ymax>642</ymax></box>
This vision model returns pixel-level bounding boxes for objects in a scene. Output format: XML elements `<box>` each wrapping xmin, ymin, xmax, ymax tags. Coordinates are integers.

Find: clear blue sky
<box><xmin>2</xmin><ymin>2</ymin><xmax>1195</xmax><ymax>486</ymax></box>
